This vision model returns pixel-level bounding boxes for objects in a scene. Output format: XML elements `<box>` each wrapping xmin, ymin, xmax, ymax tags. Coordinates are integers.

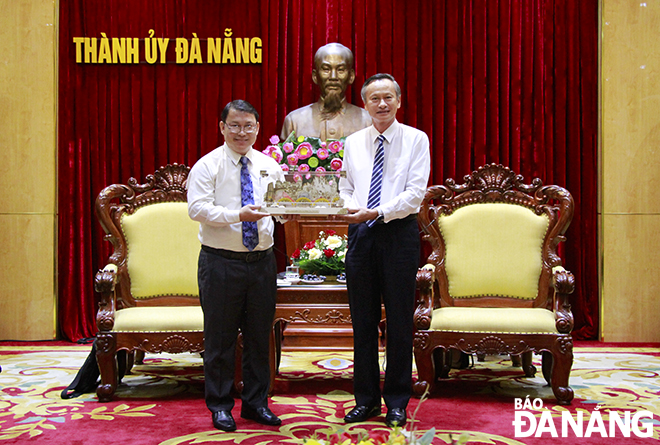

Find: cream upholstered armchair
<box><xmin>413</xmin><ymin>164</ymin><xmax>575</xmax><ymax>405</ymax></box>
<box><xmin>93</xmin><ymin>164</ymin><xmax>279</xmax><ymax>401</ymax></box>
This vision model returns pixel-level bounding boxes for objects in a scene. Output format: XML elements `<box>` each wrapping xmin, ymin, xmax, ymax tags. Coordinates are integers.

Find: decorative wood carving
<box><xmin>413</xmin><ymin>164</ymin><xmax>576</xmax><ymax>405</ymax></box>
<box><xmin>285</xmin><ymin>309</ymin><xmax>352</xmax><ymax>324</ymax></box>
<box><xmin>142</xmin><ymin>335</ymin><xmax>205</xmax><ymax>354</ymax></box>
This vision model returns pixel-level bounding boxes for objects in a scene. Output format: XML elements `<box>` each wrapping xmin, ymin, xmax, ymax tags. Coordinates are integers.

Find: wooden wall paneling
<box><xmin>601</xmin><ymin>0</ymin><xmax>660</xmax><ymax>341</ymax></box>
<box><xmin>0</xmin><ymin>0</ymin><xmax>57</xmax><ymax>340</ymax></box>
<box><xmin>0</xmin><ymin>215</ymin><xmax>57</xmax><ymax>339</ymax></box>
<box><xmin>601</xmin><ymin>215</ymin><xmax>660</xmax><ymax>342</ymax></box>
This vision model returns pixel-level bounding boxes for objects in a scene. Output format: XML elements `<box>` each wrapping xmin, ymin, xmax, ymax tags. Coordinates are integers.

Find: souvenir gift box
<box><xmin>260</xmin><ymin>169</ymin><xmax>347</xmax><ymax>215</ymax></box>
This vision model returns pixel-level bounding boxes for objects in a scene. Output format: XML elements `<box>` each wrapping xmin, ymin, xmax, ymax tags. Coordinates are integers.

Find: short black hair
<box><xmin>221</xmin><ymin>100</ymin><xmax>259</xmax><ymax>122</ymax></box>
<box><xmin>361</xmin><ymin>73</ymin><xmax>402</xmax><ymax>102</ymax></box>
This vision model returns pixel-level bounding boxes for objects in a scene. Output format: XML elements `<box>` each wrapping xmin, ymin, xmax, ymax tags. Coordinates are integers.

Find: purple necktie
<box><xmin>240</xmin><ymin>156</ymin><xmax>259</xmax><ymax>251</ymax></box>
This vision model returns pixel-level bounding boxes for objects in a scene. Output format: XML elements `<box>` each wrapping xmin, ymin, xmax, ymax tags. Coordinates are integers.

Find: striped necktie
<box><xmin>366</xmin><ymin>134</ymin><xmax>385</xmax><ymax>227</ymax></box>
<box><xmin>239</xmin><ymin>156</ymin><xmax>259</xmax><ymax>251</ymax></box>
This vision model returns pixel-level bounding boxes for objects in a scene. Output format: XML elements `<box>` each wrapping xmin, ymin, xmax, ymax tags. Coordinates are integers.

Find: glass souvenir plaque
<box><xmin>260</xmin><ymin>169</ymin><xmax>348</xmax><ymax>215</ymax></box>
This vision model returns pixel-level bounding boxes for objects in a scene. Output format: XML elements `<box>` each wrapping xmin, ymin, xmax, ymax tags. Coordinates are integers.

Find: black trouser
<box><xmin>345</xmin><ymin>216</ymin><xmax>420</xmax><ymax>410</ymax></box>
<box><xmin>197</xmin><ymin>247</ymin><xmax>277</xmax><ymax>413</ymax></box>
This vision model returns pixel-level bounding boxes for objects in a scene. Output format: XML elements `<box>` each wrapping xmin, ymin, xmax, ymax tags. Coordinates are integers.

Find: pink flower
<box><xmin>287</xmin><ymin>154</ymin><xmax>299</xmax><ymax>165</ymax></box>
<box><xmin>298</xmin><ymin>164</ymin><xmax>310</xmax><ymax>173</ymax></box>
<box><xmin>294</xmin><ymin>142</ymin><xmax>313</xmax><ymax>160</ymax></box>
<box><xmin>269</xmin><ymin>146</ymin><xmax>284</xmax><ymax>163</ymax></box>
<box><xmin>269</xmin><ymin>135</ymin><xmax>280</xmax><ymax>145</ymax></box>
<box><xmin>283</xmin><ymin>142</ymin><xmax>295</xmax><ymax>153</ymax></box>
<box><xmin>262</xmin><ymin>145</ymin><xmax>276</xmax><ymax>156</ymax></box>
<box><xmin>315</xmin><ymin>166</ymin><xmax>326</xmax><ymax>173</ymax></box>
<box><xmin>327</xmin><ymin>140</ymin><xmax>343</xmax><ymax>153</ymax></box>
<box><xmin>317</xmin><ymin>147</ymin><xmax>329</xmax><ymax>160</ymax></box>
<box><xmin>330</xmin><ymin>158</ymin><xmax>343</xmax><ymax>171</ymax></box>
<box><xmin>280</xmin><ymin>164</ymin><xmax>290</xmax><ymax>172</ymax></box>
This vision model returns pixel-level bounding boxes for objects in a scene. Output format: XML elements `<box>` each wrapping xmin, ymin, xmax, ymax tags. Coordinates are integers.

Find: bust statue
<box><xmin>280</xmin><ymin>43</ymin><xmax>371</xmax><ymax>141</ymax></box>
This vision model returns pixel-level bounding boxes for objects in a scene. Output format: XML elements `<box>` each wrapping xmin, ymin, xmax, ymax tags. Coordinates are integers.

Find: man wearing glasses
<box><xmin>188</xmin><ymin>100</ymin><xmax>283</xmax><ymax>432</ymax></box>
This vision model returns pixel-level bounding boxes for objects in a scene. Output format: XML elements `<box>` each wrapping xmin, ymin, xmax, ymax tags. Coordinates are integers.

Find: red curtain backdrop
<box><xmin>58</xmin><ymin>0</ymin><xmax>598</xmax><ymax>341</ymax></box>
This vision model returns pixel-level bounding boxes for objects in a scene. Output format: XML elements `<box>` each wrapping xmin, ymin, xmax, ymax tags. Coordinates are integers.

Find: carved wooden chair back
<box><xmin>413</xmin><ymin>164</ymin><xmax>576</xmax><ymax>405</ymax></box>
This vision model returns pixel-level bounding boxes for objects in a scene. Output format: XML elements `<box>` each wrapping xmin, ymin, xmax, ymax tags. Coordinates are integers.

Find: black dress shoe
<box><xmin>212</xmin><ymin>410</ymin><xmax>236</xmax><ymax>431</ymax></box>
<box><xmin>344</xmin><ymin>405</ymin><xmax>381</xmax><ymax>423</ymax></box>
<box><xmin>385</xmin><ymin>407</ymin><xmax>407</xmax><ymax>427</ymax></box>
<box><xmin>240</xmin><ymin>405</ymin><xmax>282</xmax><ymax>426</ymax></box>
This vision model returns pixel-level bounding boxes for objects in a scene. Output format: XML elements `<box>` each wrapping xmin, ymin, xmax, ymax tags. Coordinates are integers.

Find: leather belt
<box><xmin>202</xmin><ymin>245</ymin><xmax>273</xmax><ymax>263</ymax></box>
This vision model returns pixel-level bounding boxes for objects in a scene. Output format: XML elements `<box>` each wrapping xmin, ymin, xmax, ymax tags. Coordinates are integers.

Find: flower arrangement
<box><xmin>263</xmin><ymin>132</ymin><xmax>345</xmax><ymax>172</ymax></box>
<box><xmin>291</xmin><ymin>230</ymin><xmax>347</xmax><ymax>276</ymax></box>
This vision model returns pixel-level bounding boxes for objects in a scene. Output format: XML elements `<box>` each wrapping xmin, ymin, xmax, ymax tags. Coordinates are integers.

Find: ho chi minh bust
<box><xmin>280</xmin><ymin>43</ymin><xmax>371</xmax><ymax>142</ymax></box>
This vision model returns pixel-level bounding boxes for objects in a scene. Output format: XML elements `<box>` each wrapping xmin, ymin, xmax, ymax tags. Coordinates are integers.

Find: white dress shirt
<box><xmin>187</xmin><ymin>144</ymin><xmax>283</xmax><ymax>251</ymax></box>
<box><xmin>339</xmin><ymin>120</ymin><xmax>431</xmax><ymax>222</ymax></box>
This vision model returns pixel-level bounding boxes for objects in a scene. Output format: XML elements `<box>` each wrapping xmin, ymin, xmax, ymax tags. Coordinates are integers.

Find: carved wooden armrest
<box><xmin>414</xmin><ymin>264</ymin><xmax>436</xmax><ymax>330</ymax></box>
<box><xmin>95</xmin><ymin>264</ymin><xmax>118</xmax><ymax>332</ymax></box>
<box><xmin>552</xmin><ymin>266</ymin><xmax>575</xmax><ymax>334</ymax></box>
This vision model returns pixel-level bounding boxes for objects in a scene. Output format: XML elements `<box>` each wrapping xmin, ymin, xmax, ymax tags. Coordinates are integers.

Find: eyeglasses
<box><xmin>225</xmin><ymin>123</ymin><xmax>257</xmax><ymax>134</ymax></box>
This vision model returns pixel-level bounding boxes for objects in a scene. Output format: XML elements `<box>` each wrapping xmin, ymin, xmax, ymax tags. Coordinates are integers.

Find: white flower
<box><xmin>307</xmin><ymin>248</ymin><xmax>322</xmax><ymax>260</ymax></box>
<box><xmin>325</xmin><ymin>235</ymin><xmax>343</xmax><ymax>249</ymax></box>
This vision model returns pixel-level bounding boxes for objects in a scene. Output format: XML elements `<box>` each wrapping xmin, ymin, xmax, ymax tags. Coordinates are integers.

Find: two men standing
<box><xmin>187</xmin><ymin>44</ymin><xmax>430</xmax><ymax>432</ymax></box>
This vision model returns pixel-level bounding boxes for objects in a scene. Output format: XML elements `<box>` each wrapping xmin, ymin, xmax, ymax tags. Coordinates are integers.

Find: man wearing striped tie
<box><xmin>339</xmin><ymin>73</ymin><xmax>431</xmax><ymax>428</ymax></box>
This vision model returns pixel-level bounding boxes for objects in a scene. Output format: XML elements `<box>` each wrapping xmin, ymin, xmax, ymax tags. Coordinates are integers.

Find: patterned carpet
<box><xmin>0</xmin><ymin>343</ymin><xmax>659</xmax><ymax>444</ymax></box>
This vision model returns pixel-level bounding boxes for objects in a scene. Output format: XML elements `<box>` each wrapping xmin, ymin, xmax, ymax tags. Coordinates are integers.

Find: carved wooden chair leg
<box><xmin>477</xmin><ymin>353</ymin><xmax>486</xmax><ymax>362</ymax></box>
<box><xmin>432</xmin><ymin>348</ymin><xmax>446</xmax><ymax>379</ymax></box>
<box><xmin>510</xmin><ymin>354</ymin><xmax>522</xmax><ymax>367</ymax></box>
<box><xmin>521</xmin><ymin>351</ymin><xmax>536</xmax><ymax>377</ymax></box>
<box><xmin>443</xmin><ymin>350</ymin><xmax>455</xmax><ymax>377</ymax></box>
<box><xmin>450</xmin><ymin>350</ymin><xmax>470</xmax><ymax>370</ymax></box>
<box><xmin>135</xmin><ymin>350</ymin><xmax>145</xmax><ymax>365</ymax></box>
<box><xmin>117</xmin><ymin>349</ymin><xmax>128</xmax><ymax>381</ymax></box>
<box><xmin>413</xmin><ymin>336</ymin><xmax>437</xmax><ymax>396</ymax></box>
<box><xmin>549</xmin><ymin>343</ymin><xmax>574</xmax><ymax>405</ymax></box>
<box><xmin>541</xmin><ymin>350</ymin><xmax>553</xmax><ymax>384</ymax></box>
<box><xmin>125</xmin><ymin>351</ymin><xmax>135</xmax><ymax>375</ymax></box>
<box><xmin>95</xmin><ymin>335</ymin><xmax>118</xmax><ymax>402</ymax></box>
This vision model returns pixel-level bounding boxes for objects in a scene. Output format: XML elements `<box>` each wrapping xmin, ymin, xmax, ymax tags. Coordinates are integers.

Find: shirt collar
<box><xmin>369</xmin><ymin>119</ymin><xmax>399</xmax><ymax>144</ymax></box>
<box><xmin>223</xmin><ymin>144</ymin><xmax>254</xmax><ymax>166</ymax></box>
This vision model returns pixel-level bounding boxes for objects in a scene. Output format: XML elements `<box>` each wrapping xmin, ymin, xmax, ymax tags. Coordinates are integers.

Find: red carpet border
<box><xmin>0</xmin><ymin>344</ymin><xmax>659</xmax><ymax>444</ymax></box>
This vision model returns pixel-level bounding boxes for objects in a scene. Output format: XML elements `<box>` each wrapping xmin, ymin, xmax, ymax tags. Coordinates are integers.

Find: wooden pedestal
<box><xmin>279</xmin><ymin>218</ymin><xmax>353</xmax><ymax>350</ymax></box>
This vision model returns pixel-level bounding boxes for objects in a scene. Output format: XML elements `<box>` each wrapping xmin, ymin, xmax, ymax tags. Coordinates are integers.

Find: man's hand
<box><xmin>239</xmin><ymin>205</ymin><xmax>270</xmax><ymax>222</ymax></box>
<box><xmin>341</xmin><ymin>207</ymin><xmax>379</xmax><ymax>224</ymax></box>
